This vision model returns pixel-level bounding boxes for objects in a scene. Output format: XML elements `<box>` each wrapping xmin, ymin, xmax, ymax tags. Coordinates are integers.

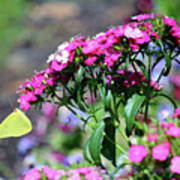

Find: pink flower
<box><xmin>67</xmin><ymin>174</ymin><xmax>81</xmax><ymax>180</ymax></box>
<box><xmin>34</xmin><ymin>84</ymin><xmax>46</xmax><ymax>95</ymax></box>
<box><xmin>135</xmin><ymin>31</ymin><xmax>151</xmax><ymax>44</ymax></box>
<box><xmin>163</xmin><ymin>17</ymin><xmax>177</xmax><ymax>27</ymax></box>
<box><xmin>51</xmin><ymin>152</ymin><xmax>66</xmax><ymax>163</ymax></box>
<box><xmin>132</xmin><ymin>14</ymin><xmax>151</xmax><ymax>21</ymax></box>
<box><xmin>150</xmin><ymin>80</ymin><xmax>160</xmax><ymax>91</ymax></box>
<box><xmin>172</xmin><ymin>108</ymin><xmax>180</xmax><ymax>119</ymax></box>
<box><xmin>152</xmin><ymin>142</ymin><xmax>171</xmax><ymax>161</ymax></box>
<box><xmin>135</xmin><ymin>113</ymin><xmax>151</xmax><ymax>125</ymax></box>
<box><xmin>160</xmin><ymin>122</ymin><xmax>176</xmax><ymax>129</ymax></box>
<box><xmin>43</xmin><ymin>166</ymin><xmax>65</xmax><ymax>180</ymax></box>
<box><xmin>106</xmin><ymin>75</ymin><xmax>112</xmax><ymax>86</ymax></box>
<box><xmin>85</xmin><ymin>171</ymin><xmax>103</xmax><ymax>180</ymax></box>
<box><xmin>128</xmin><ymin>145</ymin><xmax>148</xmax><ymax>163</ymax></box>
<box><xmin>117</xmin><ymin>69</ymin><xmax>125</xmax><ymax>75</ymax></box>
<box><xmin>170</xmin><ymin>156</ymin><xmax>180</xmax><ymax>174</ymax></box>
<box><xmin>82</xmin><ymin>40</ymin><xmax>99</xmax><ymax>55</ymax></box>
<box><xmin>50</xmin><ymin>59</ymin><xmax>68</xmax><ymax>72</ymax></box>
<box><xmin>19</xmin><ymin>95</ymin><xmax>31</xmax><ymax>111</ymax></box>
<box><xmin>23</xmin><ymin>169</ymin><xmax>41</xmax><ymax>180</ymax></box>
<box><xmin>26</xmin><ymin>92</ymin><xmax>37</xmax><ymax>102</ymax></box>
<box><xmin>46</xmin><ymin>77</ymin><xmax>56</xmax><ymax>86</ymax></box>
<box><xmin>150</xmin><ymin>31</ymin><xmax>160</xmax><ymax>39</ymax></box>
<box><xmin>124</xmin><ymin>26</ymin><xmax>144</xmax><ymax>39</ymax></box>
<box><xmin>84</xmin><ymin>56</ymin><xmax>97</xmax><ymax>66</ymax></box>
<box><xmin>166</xmin><ymin>126</ymin><xmax>180</xmax><ymax>137</ymax></box>
<box><xmin>147</xmin><ymin>133</ymin><xmax>158</xmax><ymax>142</ymax></box>
<box><xmin>42</xmin><ymin>102</ymin><xmax>57</xmax><ymax>120</ymax></box>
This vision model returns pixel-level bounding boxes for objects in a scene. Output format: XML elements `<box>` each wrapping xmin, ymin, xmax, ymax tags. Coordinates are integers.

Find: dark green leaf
<box><xmin>83</xmin><ymin>137</ymin><xmax>93</xmax><ymax>163</ymax></box>
<box><xmin>105</xmin><ymin>90</ymin><xmax>112</xmax><ymax>109</ymax></box>
<box><xmin>77</xmin><ymin>67</ymin><xmax>85</xmax><ymax>83</ymax></box>
<box><xmin>125</xmin><ymin>94</ymin><xmax>145</xmax><ymax>135</ymax></box>
<box><xmin>89</xmin><ymin>121</ymin><xmax>105</xmax><ymax>165</ymax></box>
<box><xmin>163</xmin><ymin>52</ymin><xmax>171</xmax><ymax>76</ymax></box>
<box><xmin>98</xmin><ymin>84</ymin><xmax>106</xmax><ymax>101</ymax></box>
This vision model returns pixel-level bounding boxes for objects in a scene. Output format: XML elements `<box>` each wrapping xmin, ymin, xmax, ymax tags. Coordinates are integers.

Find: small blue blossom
<box><xmin>157</xmin><ymin>104</ymin><xmax>174</xmax><ymax>122</ymax></box>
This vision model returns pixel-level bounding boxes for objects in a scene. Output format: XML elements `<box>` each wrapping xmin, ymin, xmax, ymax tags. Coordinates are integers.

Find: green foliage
<box><xmin>154</xmin><ymin>0</ymin><xmax>180</xmax><ymax>24</ymax></box>
<box><xmin>125</xmin><ymin>94</ymin><xmax>146</xmax><ymax>135</ymax></box>
<box><xmin>83</xmin><ymin>121</ymin><xmax>105</xmax><ymax>166</ymax></box>
<box><xmin>49</xmin><ymin>127</ymin><xmax>83</xmax><ymax>153</ymax></box>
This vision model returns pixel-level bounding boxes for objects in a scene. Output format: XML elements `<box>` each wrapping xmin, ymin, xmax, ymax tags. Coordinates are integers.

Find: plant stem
<box><xmin>144</xmin><ymin>100</ymin><xmax>149</xmax><ymax>124</ymax></box>
<box><xmin>105</xmin><ymin>134</ymin><xmax>128</xmax><ymax>156</ymax></box>
<box><xmin>155</xmin><ymin>93</ymin><xmax>177</xmax><ymax>109</ymax></box>
<box><xmin>102</xmin><ymin>117</ymin><xmax>116</xmax><ymax>166</ymax></box>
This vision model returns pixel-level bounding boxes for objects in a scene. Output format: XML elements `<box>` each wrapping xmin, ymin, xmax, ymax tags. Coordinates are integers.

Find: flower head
<box><xmin>22</xmin><ymin>169</ymin><xmax>41</xmax><ymax>180</ymax></box>
<box><xmin>147</xmin><ymin>133</ymin><xmax>158</xmax><ymax>142</ymax></box>
<box><xmin>170</xmin><ymin>156</ymin><xmax>180</xmax><ymax>174</ymax></box>
<box><xmin>166</xmin><ymin>126</ymin><xmax>180</xmax><ymax>137</ymax></box>
<box><xmin>152</xmin><ymin>142</ymin><xmax>171</xmax><ymax>161</ymax></box>
<box><xmin>43</xmin><ymin>166</ymin><xmax>65</xmax><ymax>180</ymax></box>
<box><xmin>128</xmin><ymin>145</ymin><xmax>148</xmax><ymax>163</ymax></box>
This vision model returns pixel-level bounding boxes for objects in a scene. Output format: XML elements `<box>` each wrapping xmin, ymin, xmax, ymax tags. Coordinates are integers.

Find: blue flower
<box><xmin>157</xmin><ymin>104</ymin><xmax>174</xmax><ymax>122</ymax></box>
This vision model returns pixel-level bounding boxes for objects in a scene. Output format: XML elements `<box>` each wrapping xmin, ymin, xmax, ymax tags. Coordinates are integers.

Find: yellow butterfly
<box><xmin>0</xmin><ymin>108</ymin><xmax>32</xmax><ymax>138</ymax></box>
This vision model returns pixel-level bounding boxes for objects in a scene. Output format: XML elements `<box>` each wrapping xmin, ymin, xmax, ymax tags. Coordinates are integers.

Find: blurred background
<box><xmin>0</xmin><ymin>0</ymin><xmax>180</xmax><ymax>179</ymax></box>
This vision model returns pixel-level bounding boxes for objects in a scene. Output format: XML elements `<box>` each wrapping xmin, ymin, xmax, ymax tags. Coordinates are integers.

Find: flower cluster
<box><xmin>125</xmin><ymin>116</ymin><xmax>180</xmax><ymax>178</ymax></box>
<box><xmin>16</xmin><ymin>13</ymin><xmax>180</xmax><ymax>179</ymax></box>
<box><xmin>17</xmin><ymin>13</ymin><xmax>180</xmax><ymax>111</ymax></box>
<box><xmin>20</xmin><ymin>166</ymin><xmax>106</xmax><ymax>180</ymax></box>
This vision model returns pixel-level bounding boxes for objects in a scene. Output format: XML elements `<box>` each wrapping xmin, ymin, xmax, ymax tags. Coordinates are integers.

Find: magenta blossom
<box><xmin>147</xmin><ymin>133</ymin><xmax>158</xmax><ymax>142</ymax></box>
<box><xmin>43</xmin><ymin>166</ymin><xmax>65</xmax><ymax>180</ymax></box>
<box><xmin>128</xmin><ymin>145</ymin><xmax>148</xmax><ymax>163</ymax></box>
<box><xmin>22</xmin><ymin>169</ymin><xmax>41</xmax><ymax>180</ymax></box>
<box><xmin>42</xmin><ymin>102</ymin><xmax>57</xmax><ymax>120</ymax></box>
<box><xmin>84</xmin><ymin>56</ymin><xmax>97</xmax><ymax>66</ymax></box>
<box><xmin>172</xmin><ymin>108</ymin><xmax>180</xmax><ymax>119</ymax></box>
<box><xmin>160</xmin><ymin>122</ymin><xmax>176</xmax><ymax>129</ymax></box>
<box><xmin>19</xmin><ymin>95</ymin><xmax>31</xmax><ymax>111</ymax></box>
<box><xmin>166</xmin><ymin>126</ymin><xmax>180</xmax><ymax>137</ymax></box>
<box><xmin>152</xmin><ymin>142</ymin><xmax>171</xmax><ymax>161</ymax></box>
<box><xmin>170</xmin><ymin>156</ymin><xmax>180</xmax><ymax>175</ymax></box>
<box><xmin>163</xmin><ymin>17</ymin><xmax>177</xmax><ymax>27</ymax></box>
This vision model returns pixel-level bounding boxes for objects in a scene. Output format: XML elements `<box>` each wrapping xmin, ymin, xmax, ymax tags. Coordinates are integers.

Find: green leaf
<box><xmin>98</xmin><ymin>84</ymin><xmax>106</xmax><ymax>102</ymax></box>
<box><xmin>76</xmin><ymin>67</ymin><xmax>85</xmax><ymax>83</ymax></box>
<box><xmin>163</xmin><ymin>52</ymin><xmax>171</xmax><ymax>76</ymax></box>
<box><xmin>125</xmin><ymin>94</ymin><xmax>145</xmax><ymax>135</ymax></box>
<box><xmin>83</xmin><ymin>137</ymin><xmax>93</xmax><ymax>163</ymax></box>
<box><xmin>89</xmin><ymin>121</ymin><xmax>105</xmax><ymax>166</ymax></box>
<box><xmin>105</xmin><ymin>90</ymin><xmax>112</xmax><ymax>110</ymax></box>
<box><xmin>157</xmin><ymin>39</ymin><xmax>172</xmax><ymax>76</ymax></box>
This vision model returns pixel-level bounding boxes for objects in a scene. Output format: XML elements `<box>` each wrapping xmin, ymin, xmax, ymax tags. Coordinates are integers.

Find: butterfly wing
<box><xmin>0</xmin><ymin>108</ymin><xmax>32</xmax><ymax>138</ymax></box>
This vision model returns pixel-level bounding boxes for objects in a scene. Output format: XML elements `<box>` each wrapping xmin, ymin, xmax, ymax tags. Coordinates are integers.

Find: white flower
<box><xmin>130</xmin><ymin>137</ymin><xmax>138</xmax><ymax>144</ymax></box>
<box><xmin>124</xmin><ymin>26</ymin><xmax>143</xmax><ymax>39</ymax></box>
<box><xmin>62</xmin><ymin>50</ymin><xmax>69</xmax><ymax>58</ymax></box>
<box><xmin>47</xmin><ymin>54</ymin><xmax>55</xmax><ymax>63</ymax></box>
<box><xmin>95</xmin><ymin>32</ymin><xmax>105</xmax><ymax>39</ymax></box>
<box><xmin>57</xmin><ymin>42</ymin><xmax>69</xmax><ymax>52</ymax></box>
<box><xmin>55</xmin><ymin>50</ymin><xmax>69</xmax><ymax>64</ymax></box>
